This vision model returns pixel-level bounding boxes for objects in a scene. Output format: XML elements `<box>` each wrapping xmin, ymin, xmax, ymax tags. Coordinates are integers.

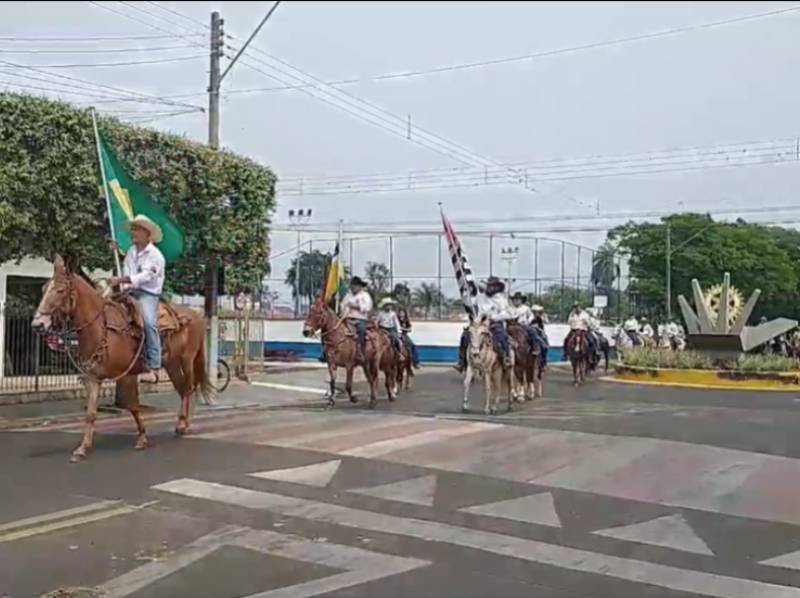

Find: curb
<box><xmin>608</xmin><ymin>365</ymin><xmax>800</xmax><ymax>392</ymax></box>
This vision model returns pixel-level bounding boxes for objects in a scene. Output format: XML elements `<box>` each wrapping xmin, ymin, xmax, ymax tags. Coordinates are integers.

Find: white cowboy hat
<box><xmin>531</xmin><ymin>304</ymin><xmax>544</xmax><ymax>312</ymax></box>
<box><xmin>124</xmin><ymin>214</ymin><xmax>163</xmax><ymax>243</ymax></box>
<box><xmin>379</xmin><ymin>297</ymin><xmax>396</xmax><ymax>308</ymax></box>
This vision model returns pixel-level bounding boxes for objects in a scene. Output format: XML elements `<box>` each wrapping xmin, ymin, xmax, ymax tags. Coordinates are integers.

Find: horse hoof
<box><xmin>326</xmin><ymin>398</ymin><xmax>335</xmax><ymax>408</ymax></box>
<box><xmin>134</xmin><ymin>437</ymin><xmax>149</xmax><ymax>450</ymax></box>
<box><xmin>388</xmin><ymin>393</ymin><xmax>396</xmax><ymax>402</ymax></box>
<box><xmin>174</xmin><ymin>425</ymin><xmax>189</xmax><ymax>437</ymax></box>
<box><xmin>368</xmin><ymin>399</ymin><xmax>377</xmax><ymax>410</ymax></box>
<box><xmin>70</xmin><ymin>450</ymin><xmax>86</xmax><ymax>463</ymax></box>
<box><xmin>462</xmin><ymin>406</ymin><xmax>469</xmax><ymax>414</ymax></box>
<box><xmin>349</xmin><ymin>396</ymin><xmax>358</xmax><ymax>404</ymax></box>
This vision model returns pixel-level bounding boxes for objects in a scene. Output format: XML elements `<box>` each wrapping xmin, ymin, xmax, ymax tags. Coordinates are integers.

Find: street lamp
<box><xmin>501</xmin><ymin>246</ymin><xmax>519</xmax><ymax>291</ymax></box>
<box><xmin>288</xmin><ymin>208</ymin><xmax>312</xmax><ymax>317</ymax></box>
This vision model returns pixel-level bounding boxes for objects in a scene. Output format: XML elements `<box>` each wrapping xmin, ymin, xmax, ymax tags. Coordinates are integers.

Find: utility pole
<box><xmin>205</xmin><ymin>10</ymin><xmax>223</xmax><ymax>385</ymax></box>
<box><xmin>665</xmin><ymin>222</ymin><xmax>672</xmax><ymax>321</ymax></box>
<box><xmin>204</xmin><ymin>3</ymin><xmax>282</xmax><ymax>384</ymax></box>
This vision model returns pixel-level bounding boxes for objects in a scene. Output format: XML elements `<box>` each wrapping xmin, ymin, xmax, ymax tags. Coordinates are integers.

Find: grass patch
<box><xmin>619</xmin><ymin>348</ymin><xmax>799</xmax><ymax>372</ymax></box>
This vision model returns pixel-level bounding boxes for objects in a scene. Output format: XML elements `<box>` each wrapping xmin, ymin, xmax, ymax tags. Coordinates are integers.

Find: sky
<box><xmin>4</xmin><ymin>1</ymin><xmax>800</xmax><ymax>303</ymax></box>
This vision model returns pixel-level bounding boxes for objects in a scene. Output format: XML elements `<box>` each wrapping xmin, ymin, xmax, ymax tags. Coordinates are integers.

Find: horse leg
<box><xmin>484</xmin><ymin>370</ymin><xmax>493</xmax><ymax>415</ymax></box>
<box><xmin>131</xmin><ymin>409</ymin><xmax>148</xmax><ymax>450</ymax></box>
<box><xmin>326</xmin><ymin>363</ymin><xmax>337</xmax><ymax>407</ymax></box>
<box><xmin>346</xmin><ymin>366</ymin><xmax>357</xmax><ymax>403</ymax></box>
<box><xmin>163</xmin><ymin>360</ymin><xmax>188</xmax><ymax>436</ymax></box>
<box><xmin>462</xmin><ymin>364</ymin><xmax>473</xmax><ymax>413</ymax></box>
<box><xmin>367</xmin><ymin>358</ymin><xmax>378</xmax><ymax>409</ymax></box>
<box><xmin>72</xmin><ymin>379</ymin><xmax>100</xmax><ymax>462</ymax></box>
<box><xmin>386</xmin><ymin>364</ymin><xmax>397</xmax><ymax>402</ymax></box>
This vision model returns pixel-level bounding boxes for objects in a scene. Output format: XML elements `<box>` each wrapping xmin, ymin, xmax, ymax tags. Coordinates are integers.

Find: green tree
<box><xmin>609</xmin><ymin>214</ymin><xmax>800</xmax><ymax>321</ymax></box>
<box><xmin>412</xmin><ymin>282</ymin><xmax>444</xmax><ymax>319</ymax></box>
<box><xmin>391</xmin><ymin>282</ymin><xmax>412</xmax><ymax>307</ymax></box>
<box><xmin>591</xmin><ymin>242</ymin><xmax>619</xmax><ymax>294</ymax></box>
<box><xmin>0</xmin><ymin>93</ymin><xmax>276</xmax><ymax>295</ymax></box>
<box><xmin>532</xmin><ymin>284</ymin><xmax>593</xmax><ymax>322</ymax></box>
<box><xmin>364</xmin><ymin>261</ymin><xmax>391</xmax><ymax>300</ymax></box>
<box><xmin>285</xmin><ymin>250</ymin><xmax>351</xmax><ymax>305</ymax></box>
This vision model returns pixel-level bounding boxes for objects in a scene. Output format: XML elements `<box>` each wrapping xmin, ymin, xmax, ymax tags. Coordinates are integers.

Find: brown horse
<box><xmin>303</xmin><ymin>300</ymin><xmax>396</xmax><ymax>408</ymax></box>
<box><xmin>31</xmin><ymin>256</ymin><xmax>212</xmax><ymax>462</ymax></box>
<box><xmin>507</xmin><ymin>323</ymin><xmax>542</xmax><ymax>401</ymax></box>
<box><xmin>391</xmin><ymin>332</ymin><xmax>414</xmax><ymax>391</ymax></box>
<box><xmin>565</xmin><ymin>329</ymin><xmax>590</xmax><ymax>387</ymax></box>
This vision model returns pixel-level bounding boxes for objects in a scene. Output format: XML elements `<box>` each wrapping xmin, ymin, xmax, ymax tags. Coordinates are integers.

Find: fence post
<box><xmin>560</xmin><ymin>240</ymin><xmax>566</xmax><ymax>321</ymax></box>
<box><xmin>437</xmin><ymin>233</ymin><xmax>443</xmax><ymax>320</ymax></box>
<box><xmin>533</xmin><ymin>238</ymin><xmax>539</xmax><ymax>298</ymax></box>
<box><xmin>34</xmin><ymin>332</ymin><xmax>40</xmax><ymax>393</ymax></box>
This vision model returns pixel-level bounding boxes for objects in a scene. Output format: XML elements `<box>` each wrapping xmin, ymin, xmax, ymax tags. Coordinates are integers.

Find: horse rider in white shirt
<box><xmin>340</xmin><ymin>276</ymin><xmax>373</xmax><ymax>360</ymax></box>
<box><xmin>107</xmin><ymin>215</ymin><xmax>166</xmax><ymax>384</ymax></box>
<box><xmin>567</xmin><ymin>301</ymin><xmax>598</xmax><ymax>366</ymax></box>
<box><xmin>478</xmin><ymin>277</ymin><xmax>513</xmax><ymax>368</ymax></box>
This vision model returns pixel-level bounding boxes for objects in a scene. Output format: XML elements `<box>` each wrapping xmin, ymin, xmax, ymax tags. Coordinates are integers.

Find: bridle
<box><xmin>39</xmin><ymin>272</ymin><xmax>144</xmax><ymax>382</ymax></box>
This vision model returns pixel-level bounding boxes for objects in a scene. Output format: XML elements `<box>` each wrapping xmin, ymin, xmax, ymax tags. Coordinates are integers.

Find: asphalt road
<box><xmin>4</xmin><ymin>366</ymin><xmax>800</xmax><ymax>598</ymax></box>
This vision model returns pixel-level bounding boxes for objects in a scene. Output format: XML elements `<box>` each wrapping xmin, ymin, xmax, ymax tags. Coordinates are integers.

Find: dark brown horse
<box><xmin>507</xmin><ymin>323</ymin><xmax>542</xmax><ymax>400</ymax></box>
<box><xmin>565</xmin><ymin>329</ymin><xmax>591</xmax><ymax>387</ymax></box>
<box><xmin>303</xmin><ymin>300</ymin><xmax>396</xmax><ymax>408</ymax></box>
<box><xmin>32</xmin><ymin>255</ymin><xmax>212</xmax><ymax>462</ymax></box>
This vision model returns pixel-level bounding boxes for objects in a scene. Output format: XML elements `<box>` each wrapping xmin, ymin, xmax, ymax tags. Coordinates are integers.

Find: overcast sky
<box><xmin>5</xmin><ymin>1</ymin><xmax>800</xmax><ymax>301</ymax></box>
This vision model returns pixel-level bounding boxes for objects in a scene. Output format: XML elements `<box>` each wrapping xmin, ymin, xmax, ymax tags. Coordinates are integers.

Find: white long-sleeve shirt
<box><xmin>479</xmin><ymin>293</ymin><xmax>513</xmax><ymax>322</ymax></box>
<box><xmin>640</xmin><ymin>323</ymin><xmax>654</xmax><ymax>338</ymax></box>
<box><xmin>341</xmin><ymin>290</ymin><xmax>373</xmax><ymax>320</ymax></box>
<box><xmin>511</xmin><ymin>304</ymin><xmax>533</xmax><ymax>325</ymax></box>
<box><xmin>376</xmin><ymin>310</ymin><xmax>401</xmax><ymax>330</ymax></box>
<box><xmin>123</xmin><ymin>242</ymin><xmax>165</xmax><ymax>295</ymax></box>
<box><xmin>568</xmin><ymin>310</ymin><xmax>592</xmax><ymax>331</ymax></box>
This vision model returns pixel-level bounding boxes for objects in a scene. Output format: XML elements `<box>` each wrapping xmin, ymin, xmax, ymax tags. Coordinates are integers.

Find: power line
<box><xmin>211</xmin><ymin>3</ymin><xmax>800</xmax><ymax>95</ymax></box>
<box><xmin>5</xmin><ymin>54</ymin><xmax>203</xmax><ymax>69</ymax></box>
<box><xmin>0</xmin><ymin>44</ymin><xmax>199</xmax><ymax>54</ymax></box>
<box><xmin>0</xmin><ymin>33</ymin><xmax>203</xmax><ymax>42</ymax></box>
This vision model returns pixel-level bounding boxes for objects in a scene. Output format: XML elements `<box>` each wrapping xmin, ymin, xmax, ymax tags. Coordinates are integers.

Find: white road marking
<box><xmin>761</xmin><ymin>549</ymin><xmax>800</xmax><ymax>570</ymax></box>
<box><xmin>251</xmin><ymin>381</ymin><xmax>327</xmax><ymax>394</ymax></box>
<box><xmin>98</xmin><ymin>524</ymin><xmax>428</xmax><ymax>598</ymax></box>
<box><xmin>0</xmin><ymin>500</ymin><xmax>156</xmax><ymax>543</ymax></box>
<box><xmin>594</xmin><ymin>514</ymin><xmax>714</xmax><ymax>556</ymax></box>
<box><xmin>0</xmin><ymin>500</ymin><xmax>120</xmax><ymax>534</ymax></box>
<box><xmin>460</xmin><ymin>492</ymin><xmax>561</xmax><ymax>528</ymax></box>
<box><xmin>250</xmin><ymin>460</ymin><xmax>342</xmax><ymax>488</ymax></box>
<box><xmin>340</xmin><ymin>422</ymin><xmax>497</xmax><ymax>458</ymax></box>
<box><xmin>154</xmin><ymin>479</ymin><xmax>800</xmax><ymax>598</ymax></box>
<box><xmin>349</xmin><ymin>475</ymin><xmax>437</xmax><ymax>507</ymax></box>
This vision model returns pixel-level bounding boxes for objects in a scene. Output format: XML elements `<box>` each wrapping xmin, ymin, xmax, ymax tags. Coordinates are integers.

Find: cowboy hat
<box><xmin>531</xmin><ymin>304</ymin><xmax>544</xmax><ymax>312</ymax></box>
<box><xmin>379</xmin><ymin>297</ymin><xmax>396</xmax><ymax>307</ymax></box>
<box><xmin>124</xmin><ymin>215</ymin><xmax>163</xmax><ymax>243</ymax></box>
<box><xmin>510</xmin><ymin>291</ymin><xmax>526</xmax><ymax>301</ymax></box>
<box><xmin>350</xmin><ymin>276</ymin><xmax>367</xmax><ymax>287</ymax></box>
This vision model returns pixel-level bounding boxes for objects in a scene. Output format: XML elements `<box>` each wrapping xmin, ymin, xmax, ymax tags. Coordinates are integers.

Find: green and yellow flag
<box><xmin>98</xmin><ymin>133</ymin><xmax>184</xmax><ymax>261</ymax></box>
<box><xmin>322</xmin><ymin>242</ymin><xmax>343</xmax><ymax>303</ymax></box>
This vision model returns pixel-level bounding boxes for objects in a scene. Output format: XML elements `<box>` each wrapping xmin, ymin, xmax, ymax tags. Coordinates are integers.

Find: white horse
<box><xmin>657</xmin><ymin>324</ymin><xmax>686</xmax><ymax>351</ymax></box>
<box><xmin>612</xmin><ymin>325</ymin><xmax>636</xmax><ymax>357</ymax></box>
<box><xmin>462</xmin><ymin>321</ymin><xmax>516</xmax><ymax>415</ymax></box>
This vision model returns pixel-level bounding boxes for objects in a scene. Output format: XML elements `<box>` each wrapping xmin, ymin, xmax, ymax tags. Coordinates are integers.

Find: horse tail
<box><xmin>193</xmin><ymin>316</ymin><xmax>217</xmax><ymax>403</ymax></box>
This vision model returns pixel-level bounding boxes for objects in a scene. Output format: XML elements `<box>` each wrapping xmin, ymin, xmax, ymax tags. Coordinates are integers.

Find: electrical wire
<box><xmin>7</xmin><ymin>54</ymin><xmax>203</xmax><ymax>68</ymax></box>
<box><xmin>0</xmin><ymin>33</ymin><xmax>203</xmax><ymax>42</ymax></box>
<box><xmin>0</xmin><ymin>44</ymin><xmax>200</xmax><ymax>54</ymax></box>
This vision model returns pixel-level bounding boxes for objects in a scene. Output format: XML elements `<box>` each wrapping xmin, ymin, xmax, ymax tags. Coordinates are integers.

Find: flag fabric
<box><xmin>441</xmin><ymin>209</ymin><xmax>478</xmax><ymax>317</ymax></box>
<box><xmin>97</xmin><ymin>133</ymin><xmax>184</xmax><ymax>261</ymax></box>
<box><xmin>322</xmin><ymin>242</ymin><xmax>343</xmax><ymax>303</ymax></box>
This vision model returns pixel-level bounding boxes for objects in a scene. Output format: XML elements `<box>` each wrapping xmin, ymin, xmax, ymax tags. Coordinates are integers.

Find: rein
<box><xmin>48</xmin><ymin>274</ymin><xmax>145</xmax><ymax>383</ymax></box>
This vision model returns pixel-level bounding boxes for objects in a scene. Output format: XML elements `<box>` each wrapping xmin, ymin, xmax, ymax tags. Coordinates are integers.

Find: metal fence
<box><xmin>266</xmin><ymin>229</ymin><xmax>635</xmax><ymax>323</ymax></box>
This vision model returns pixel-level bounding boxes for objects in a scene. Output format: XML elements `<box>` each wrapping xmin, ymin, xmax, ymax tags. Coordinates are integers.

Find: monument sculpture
<box><xmin>677</xmin><ymin>273</ymin><xmax>797</xmax><ymax>360</ymax></box>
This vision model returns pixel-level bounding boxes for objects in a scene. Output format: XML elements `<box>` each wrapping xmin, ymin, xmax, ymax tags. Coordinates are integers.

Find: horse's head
<box><xmin>302</xmin><ymin>299</ymin><xmax>328</xmax><ymax>338</ymax></box>
<box><xmin>32</xmin><ymin>255</ymin><xmax>74</xmax><ymax>334</ymax></box>
<box><xmin>468</xmin><ymin>320</ymin><xmax>490</xmax><ymax>363</ymax></box>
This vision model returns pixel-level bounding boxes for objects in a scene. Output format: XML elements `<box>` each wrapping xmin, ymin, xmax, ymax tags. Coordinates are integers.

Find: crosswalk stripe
<box><xmin>153</xmin><ymin>478</ymin><xmax>800</xmax><ymax>598</ymax></box>
<box><xmin>340</xmin><ymin>422</ymin><xmax>497</xmax><ymax>458</ymax></box>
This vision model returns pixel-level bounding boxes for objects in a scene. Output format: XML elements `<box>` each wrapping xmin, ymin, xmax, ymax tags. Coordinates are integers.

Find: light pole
<box><xmin>501</xmin><ymin>246</ymin><xmax>519</xmax><ymax>291</ymax></box>
<box><xmin>288</xmin><ymin>208</ymin><xmax>312</xmax><ymax>317</ymax></box>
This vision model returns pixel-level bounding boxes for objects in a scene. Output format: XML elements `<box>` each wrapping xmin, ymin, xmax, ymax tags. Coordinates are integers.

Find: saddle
<box><xmin>113</xmin><ymin>293</ymin><xmax>191</xmax><ymax>338</ymax></box>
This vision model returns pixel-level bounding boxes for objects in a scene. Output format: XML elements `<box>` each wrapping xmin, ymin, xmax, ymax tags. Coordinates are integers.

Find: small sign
<box><xmin>593</xmin><ymin>295</ymin><xmax>608</xmax><ymax>308</ymax></box>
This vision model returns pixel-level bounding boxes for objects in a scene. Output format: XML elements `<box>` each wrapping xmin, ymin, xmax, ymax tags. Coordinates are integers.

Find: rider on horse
<box><xmin>107</xmin><ymin>215</ymin><xmax>165</xmax><ymax>384</ymax></box>
<box><xmin>479</xmin><ymin>277</ymin><xmax>513</xmax><ymax>368</ymax></box>
<box><xmin>376</xmin><ymin>297</ymin><xmax>403</xmax><ymax>357</ymax></box>
<box><xmin>397</xmin><ymin>306</ymin><xmax>420</xmax><ymax>368</ymax></box>
<box><xmin>341</xmin><ymin>276</ymin><xmax>373</xmax><ymax>361</ymax></box>
<box><xmin>640</xmin><ymin>316</ymin><xmax>654</xmax><ymax>341</ymax></box>
<box><xmin>623</xmin><ymin>315</ymin><xmax>641</xmax><ymax>346</ymax></box>
<box><xmin>510</xmin><ymin>292</ymin><xmax>548</xmax><ymax>360</ymax></box>
<box><xmin>531</xmin><ymin>304</ymin><xmax>549</xmax><ymax>369</ymax></box>
<box><xmin>567</xmin><ymin>301</ymin><xmax>598</xmax><ymax>368</ymax></box>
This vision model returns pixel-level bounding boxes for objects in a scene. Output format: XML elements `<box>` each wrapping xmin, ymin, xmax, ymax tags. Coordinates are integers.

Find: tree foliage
<box><xmin>364</xmin><ymin>261</ymin><xmax>391</xmax><ymax>300</ymax></box>
<box><xmin>284</xmin><ymin>249</ymin><xmax>350</xmax><ymax>304</ymax></box>
<box><xmin>0</xmin><ymin>93</ymin><xmax>276</xmax><ymax>294</ymax></box>
<box><xmin>609</xmin><ymin>213</ymin><xmax>800</xmax><ymax>321</ymax></box>
<box><xmin>412</xmin><ymin>282</ymin><xmax>444</xmax><ymax>318</ymax></box>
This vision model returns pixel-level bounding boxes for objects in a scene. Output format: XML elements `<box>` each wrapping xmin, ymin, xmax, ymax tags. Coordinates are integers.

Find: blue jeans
<box><xmin>381</xmin><ymin>326</ymin><xmax>402</xmax><ymax>353</ymax></box>
<box><xmin>528</xmin><ymin>326</ymin><xmax>548</xmax><ymax>365</ymax></box>
<box><xmin>350</xmin><ymin>319</ymin><xmax>368</xmax><ymax>355</ymax></box>
<box><xmin>489</xmin><ymin>321</ymin><xmax>509</xmax><ymax>358</ymax></box>
<box><xmin>133</xmin><ymin>291</ymin><xmax>161</xmax><ymax>370</ymax></box>
<box><xmin>403</xmin><ymin>333</ymin><xmax>420</xmax><ymax>366</ymax></box>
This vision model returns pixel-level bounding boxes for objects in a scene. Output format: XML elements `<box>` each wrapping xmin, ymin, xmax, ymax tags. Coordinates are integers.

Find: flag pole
<box><xmin>91</xmin><ymin>107</ymin><xmax>122</xmax><ymax>276</ymax></box>
<box><xmin>335</xmin><ymin>218</ymin><xmax>343</xmax><ymax>314</ymax></box>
